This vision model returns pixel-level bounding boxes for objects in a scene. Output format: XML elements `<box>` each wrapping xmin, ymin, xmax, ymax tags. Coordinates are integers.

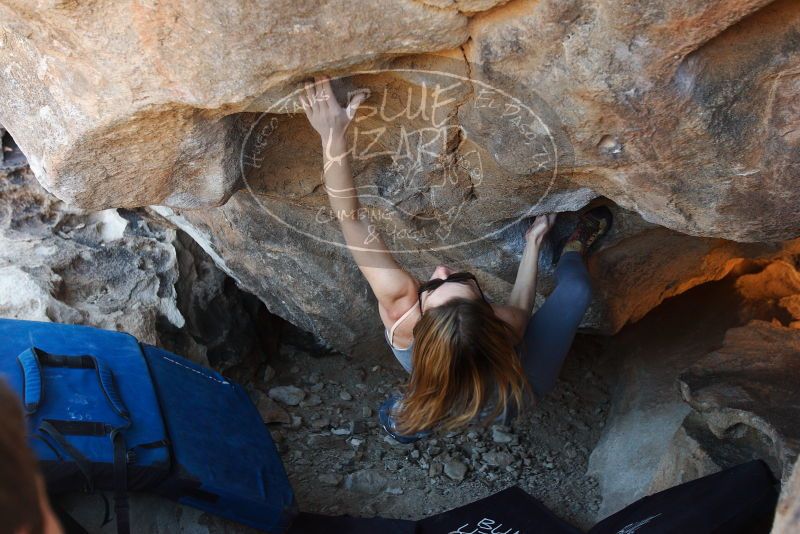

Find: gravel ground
<box><xmin>251</xmin><ymin>332</ymin><xmax>611</xmax><ymax>530</ymax></box>
<box><xmin>58</xmin><ymin>328</ymin><xmax>611</xmax><ymax>533</ymax></box>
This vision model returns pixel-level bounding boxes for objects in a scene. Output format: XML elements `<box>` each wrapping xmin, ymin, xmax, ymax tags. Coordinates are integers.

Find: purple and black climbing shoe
<box><xmin>553</xmin><ymin>205</ymin><xmax>613</xmax><ymax>264</ymax></box>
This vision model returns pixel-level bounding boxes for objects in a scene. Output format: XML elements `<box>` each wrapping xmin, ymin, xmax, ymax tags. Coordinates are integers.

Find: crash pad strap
<box><xmin>38</xmin><ymin>420</ymin><xmax>95</xmax><ymax>492</ymax></box>
<box><xmin>44</xmin><ymin>419</ymin><xmax>115</xmax><ymax>437</ymax></box>
<box><xmin>18</xmin><ymin>347</ymin><xmax>130</xmax><ymax>421</ymax></box>
<box><xmin>112</xmin><ymin>430</ymin><xmax>130</xmax><ymax>534</ymax></box>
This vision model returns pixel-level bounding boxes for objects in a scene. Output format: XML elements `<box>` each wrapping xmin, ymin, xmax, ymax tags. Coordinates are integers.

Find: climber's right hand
<box><xmin>526</xmin><ymin>213</ymin><xmax>557</xmax><ymax>246</ymax></box>
<box><xmin>300</xmin><ymin>75</ymin><xmax>369</xmax><ymax>147</ymax></box>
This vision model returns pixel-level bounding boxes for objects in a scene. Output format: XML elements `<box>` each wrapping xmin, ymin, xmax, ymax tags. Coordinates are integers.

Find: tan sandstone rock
<box><xmin>3</xmin><ymin>0</ymin><xmax>797</xmax><ymax>241</ymax></box>
<box><xmin>0</xmin><ymin>0</ymin><xmax>467</xmax><ymax>208</ymax></box>
<box><xmin>1</xmin><ymin>1</ymin><xmax>799</xmax><ymax>355</ymax></box>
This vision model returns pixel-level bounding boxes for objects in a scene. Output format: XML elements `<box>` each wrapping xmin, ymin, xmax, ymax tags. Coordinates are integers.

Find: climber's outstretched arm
<box><xmin>493</xmin><ymin>214</ymin><xmax>557</xmax><ymax>341</ymax></box>
<box><xmin>301</xmin><ymin>76</ymin><xmax>418</xmax><ymax>322</ymax></box>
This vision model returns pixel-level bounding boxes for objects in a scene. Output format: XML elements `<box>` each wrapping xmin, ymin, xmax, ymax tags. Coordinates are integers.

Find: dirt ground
<box><xmin>57</xmin><ymin>260</ymin><xmax>797</xmax><ymax>533</ymax></box>
<box><xmin>259</xmin><ymin>330</ymin><xmax>611</xmax><ymax>530</ymax></box>
<box><xmin>60</xmin><ymin>327</ymin><xmax>611</xmax><ymax>534</ymax></box>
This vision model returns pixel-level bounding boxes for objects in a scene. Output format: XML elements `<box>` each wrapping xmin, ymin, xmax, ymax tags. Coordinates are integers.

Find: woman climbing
<box><xmin>299</xmin><ymin>76</ymin><xmax>612</xmax><ymax>443</ymax></box>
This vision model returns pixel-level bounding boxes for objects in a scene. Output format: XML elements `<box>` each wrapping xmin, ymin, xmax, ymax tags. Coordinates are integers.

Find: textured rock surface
<box><xmin>774</xmin><ymin>457</ymin><xmax>800</xmax><ymax>533</ymax></box>
<box><xmin>0</xmin><ymin>0</ymin><xmax>798</xmax><ymax>241</ymax></box>
<box><xmin>156</xmin><ymin>197</ymin><xmax>800</xmax><ymax>356</ymax></box>
<box><xmin>0</xmin><ymin>165</ymin><xmax>183</xmax><ymax>343</ymax></box>
<box><xmin>678</xmin><ymin>320</ymin><xmax>800</xmax><ymax>483</ymax></box>
<box><xmin>162</xmin><ymin>231</ymin><xmax>268</xmax><ymax>371</ymax></box>
<box><xmin>588</xmin><ymin>258</ymin><xmax>800</xmax><ymax>520</ymax></box>
<box><xmin>647</xmin><ymin>413</ymin><xmax>731</xmax><ymax>494</ymax></box>
<box><xmin>0</xmin><ymin>159</ymin><xmax>265</xmax><ymax>368</ymax></box>
<box><xmin>734</xmin><ymin>260</ymin><xmax>800</xmax><ymax>328</ymax></box>
<box><xmin>654</xmin><ymin>316</ymin><xmax>800</xmax><ymax>532</ymax></box>
<box><xmin>2</xmin><ymin>0</ymin><xmax>800</xmax><ymax>355</ymax></box>
<box><xmin>587</xmin><ymin>277</ymin><xmax>734</xmax><ymax>520</ymax></box>
<box><xmin>0</xmin><ymin>0</ymin><xmax>467</xmax><ymax>208</ymax></box>
<box><xmin>460</xmin><ymin>0</ymin><xmax>800</xmax><ymax>242</ymax></box>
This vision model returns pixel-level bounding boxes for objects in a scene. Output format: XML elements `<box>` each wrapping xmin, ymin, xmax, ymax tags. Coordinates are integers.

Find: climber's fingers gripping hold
<box><xmin>298</xmin><ymin>94</ymin><xmax>311</xmax><ymax>119</ymax></box>
<box><xmin>317</xmin><ymin>75</ymin><xmax>335</xmax><ymax>112</ymax></box>
<box><xmin>303</xmin><ymin>80</ymin><xmax>318</xmax><ymax>113</ymax></box>
<box><xmin>302</xmin><ymin>75</ymin><xmax>369</xmax><ymax>144</ymax></box>
<box><xmin>346</xmin><ymin>89</ymin><xmax>369</xmax><ymax>120</ymax></box>
<box><xmin>526</xmin><ymin>213</ymin><xmax>557</xmax><ymax>245</ymax></box>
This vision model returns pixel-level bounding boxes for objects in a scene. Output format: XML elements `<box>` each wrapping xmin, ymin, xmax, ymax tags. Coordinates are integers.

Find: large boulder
<box><xmin>155</xmin><ymin>196</ymin><xmax>800</xmax><ymax>356</ymax></box>
<box><xmin>588</xmin><ymin>258</ymin><xmax>800</xmax><ymax>520</ymax></box>
<box><xmin>0</xmin><ymin>165</ymin><xmax>183</xmax><ymax>344</ymax></box>
<box><xmin>676</xmin><ymin>320</ymin><xmax>800</xmax><ymax>484</ymax></box>
<box><xmin>651</xmin><ymin>321</ymin><xmax>800</xmax><ymax>498</ymax></box>
<box><xmin>1</xmin><ymin>1</ymin><xmax>800</xmax><ymax>353</ymax></box>
<box><xmin>654</xmin><ymin>318</ymin><xmax>800</xmax><ymax>532</ymax></box>
<box><xmin>586</xmin><ymin>270</ymin><xmax>738</xmax><ymax>520</ymax></box>
<box><xmin>0</xmin><ymin>0</ymin><xmax>468</xmax><ymax>209</ymax></box>
<box><xmin>461</xmin><ymin>0</ymin><xmax>800</xmax><ymax>242</ymax></box>
<box><xmin>0</xmin><ymin>160</ymin><xmax>265</xmax><ymax>369</ymax></box>
<box><xmin>0</xmin><ymin>0</ymin><xmax>798</xmax><ymax>241</ymax></box>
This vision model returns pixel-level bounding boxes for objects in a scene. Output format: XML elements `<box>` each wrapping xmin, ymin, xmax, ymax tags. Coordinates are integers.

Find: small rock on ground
<box><xmin>444</xmin><ymin>459</ymin><xmax>468</xmax><ymax>481</ymax></box>
<box><xmin>269</xmin><ymin>385</ymin><xmax>306</xmax><ymax>406</ymax></box>
<box><xmin>482</xmin><ymin>451</ymin><xmax>514</xmax><ymax>468</ymax></box>
<box><xmin>345</xmin><ymin>470</ymin><xmax>387</xmax><ymax>495</ymax></box>
<box><xmin>257</xmin><ymin>395</ymin><xmax>291</xmax><ymax>424</ymax></box>
<box><xmin>318</xmin><ymin>473</ymin><xmax>343</xmax><ymax>487</ymax></box>
<box><xmin>492</xmin><ymin>426</ymin><xmax>514</xmax><ymax>444</ymax></box>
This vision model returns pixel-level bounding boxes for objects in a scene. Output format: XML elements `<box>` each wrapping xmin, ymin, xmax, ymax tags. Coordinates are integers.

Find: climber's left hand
<box><xmin>300</xmin><ymin>75</ymin><xmax>369</xmax><ymax>146</ymax></box>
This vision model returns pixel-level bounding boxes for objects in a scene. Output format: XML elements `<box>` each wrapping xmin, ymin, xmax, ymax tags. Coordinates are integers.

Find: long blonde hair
<box><xmin>394</xmin><ymin>298</ymin><xmax>530</xmax><ymax>435</ymax></box>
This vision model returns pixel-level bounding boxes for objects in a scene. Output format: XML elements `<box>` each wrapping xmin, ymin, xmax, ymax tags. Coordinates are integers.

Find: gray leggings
<box><xmin>518</xmin><ymin>250</ymin><xmax>592</xmax><ymax>398</ymax></box>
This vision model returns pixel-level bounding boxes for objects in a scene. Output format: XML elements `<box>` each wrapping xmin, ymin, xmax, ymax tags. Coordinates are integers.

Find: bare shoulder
<box><xmin>378</xmin><ymin>289</ymin><xmax>419</xmax><ymax>329</ymax></box>
<box><xmin>379</xmin><ymin>293</ymin><xmax>420</xmax><ymax>349</ymax></box>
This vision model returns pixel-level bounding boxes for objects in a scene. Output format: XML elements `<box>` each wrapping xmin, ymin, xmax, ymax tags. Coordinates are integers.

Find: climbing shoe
<box><xmin>378</xmin><ymin>394</ymin><xmax>433</xmax><ymax>444</ymax></box>
<box><xmin>554</xmin><ymin>205</ymin><xmax>613</xmax><ymax>261</ymax></box>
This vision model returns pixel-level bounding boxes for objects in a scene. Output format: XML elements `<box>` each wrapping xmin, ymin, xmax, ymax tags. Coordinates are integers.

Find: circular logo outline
<box><xmin>239</xmin><ymin>66</ymin><xmax>566</xmax><ymax>255</ymax></box>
